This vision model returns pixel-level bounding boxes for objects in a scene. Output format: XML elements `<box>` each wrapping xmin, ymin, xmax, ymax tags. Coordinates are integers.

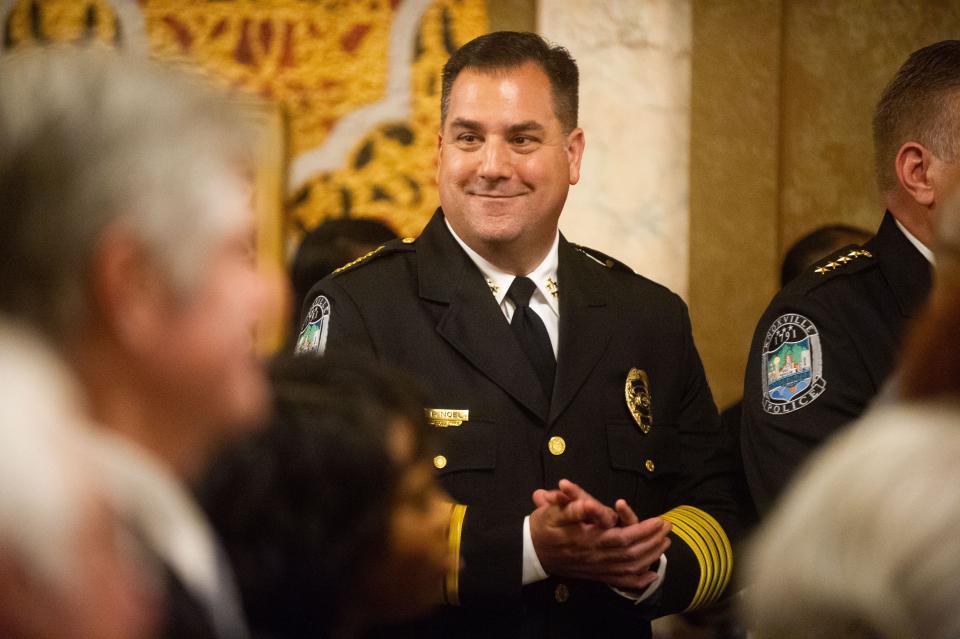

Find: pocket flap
<box><xmin>606</xmin><ymin>422</ymin><xmax>680</xmax><ymax>476</ymax></box>
<box><xmin>433</xmin><ymin>420</ymin><xmax>497</xmax><ymax>475</ymax></box>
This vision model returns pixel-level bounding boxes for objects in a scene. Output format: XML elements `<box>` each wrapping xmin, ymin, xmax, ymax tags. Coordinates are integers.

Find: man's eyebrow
<box><xmin>447</xmin><ymin>118</ymin><xmax>547</xmax><ymax>135</ymax></box>
<box><xmin>506</xmin><ymin>121</ymin><xmax>546</xmax><ymax>135</ymax></box>
<box><xmin>449</xmin><ymin>117</ymin><xmax>482</xmax><ymax>131</ymax></box>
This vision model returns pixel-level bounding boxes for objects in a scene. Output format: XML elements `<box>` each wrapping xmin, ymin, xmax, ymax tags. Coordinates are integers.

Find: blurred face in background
<box><xmin>127</xmin><ymin>171</ymin><xmax>284</xmax><ymax>471</ymax></box>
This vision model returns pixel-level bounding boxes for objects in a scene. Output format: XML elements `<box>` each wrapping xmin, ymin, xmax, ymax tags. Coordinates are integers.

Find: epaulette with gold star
<box><xmin>330</xmin><ymin>236</ymin><xmax>417</xmax><ymax>278</ymax></box>
<box><xmin>799</xmin><ymin>244</ymin><xmax>876</xmax><ymax>293</ymax></box>
<box><xmin>572</xmin><ymin>244</ymin><xmax>634</xmax><ymax>274</ymax></box>
<box><xmin>812</xmin><ymin>247</ymin><xmax>874</xmax><ymax>275</ymax></box>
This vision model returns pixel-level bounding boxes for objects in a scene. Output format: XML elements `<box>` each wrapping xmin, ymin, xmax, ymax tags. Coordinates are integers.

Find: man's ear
<box><xmin>895</xmin><ymin>141</ymin><xmax>935</xmax><ymax>207</ymax></box>
<box><xmin>566</xmin><ymin>127</ymin><xmax>585</xmax><ymax>186</ymax></box>
<box><xmin>89</xmin><ymin>225</ymin><xmax>166</xmax><ymax>351</ymax></box>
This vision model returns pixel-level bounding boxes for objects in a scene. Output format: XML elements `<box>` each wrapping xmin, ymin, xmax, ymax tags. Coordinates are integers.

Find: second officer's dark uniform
<box><xmin>741</xmin><ymin>212</ymin><xmax>932</xmax><ymax>515</ymax></box>
<box><xmin>298</xmin><ymin>209</ymin><xmax>739</xmax><ymax>639</ymax></box>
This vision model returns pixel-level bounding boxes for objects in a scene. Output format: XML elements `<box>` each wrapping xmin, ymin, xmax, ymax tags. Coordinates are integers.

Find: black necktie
<box><xmin>506</xmin><ymin>276</ymin><xmax>556</xmax><ymax>397</ymax></box>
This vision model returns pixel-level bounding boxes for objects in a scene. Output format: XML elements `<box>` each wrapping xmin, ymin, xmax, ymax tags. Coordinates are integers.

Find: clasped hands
<box><xmin>529</xmin><ymin>479</ymin><xmax>671</xmax><ymax>591</ymax></box>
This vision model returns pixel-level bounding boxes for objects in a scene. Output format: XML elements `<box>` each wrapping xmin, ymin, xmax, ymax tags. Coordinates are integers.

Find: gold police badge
<box><xmin>625</xmin><ymin>368</ymin><xmax>653</xmax><ymax>434</ymax></box>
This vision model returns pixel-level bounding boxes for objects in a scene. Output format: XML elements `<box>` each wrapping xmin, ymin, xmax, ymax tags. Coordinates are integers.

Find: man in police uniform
<box><xmin>298</xmin><ymin>32</ymin><xmax>738</xmax><ymax>638</ymax></box>
<box><xmin>740</xmin><ymin>41</ymin><xmax>960</xmax><ymax>516</ymax></box>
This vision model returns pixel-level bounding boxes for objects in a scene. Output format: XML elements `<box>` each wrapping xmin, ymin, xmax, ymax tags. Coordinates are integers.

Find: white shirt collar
<box><xmin>895</xmin><ymin>219</ymin><xmax>935</xmax><ymax>265</ymax></box>
<box><xmin>445</xmin><ymin>219</ymin><xmax>560</xmax><ymax>317</ymax></box>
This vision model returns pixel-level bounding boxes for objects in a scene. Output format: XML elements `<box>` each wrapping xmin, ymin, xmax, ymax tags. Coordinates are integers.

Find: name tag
<box><xmin>425</xmin><ymin>408</ymin><xmax>469</xmax><ymax>428</ymax></box>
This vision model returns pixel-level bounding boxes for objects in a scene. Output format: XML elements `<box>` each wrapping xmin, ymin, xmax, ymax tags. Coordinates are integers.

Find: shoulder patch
<box><xmin>329</xmin><ymin>237</ymin><xmax>416</xmax><ymax>277</ymax></box>
<box><xmin>572</xmin><ymin>244</ymin><xmax>634</xmax><ymax>273</ymax></box>
<box><xmin>295</xmin><ymin>295</ymin><xmax>330</xmax><ymax>356</ymax></box>
<box><xmin>761</xmin><ymin>313</ymin><xmax>826</xmax><ymax>415</ymax></box>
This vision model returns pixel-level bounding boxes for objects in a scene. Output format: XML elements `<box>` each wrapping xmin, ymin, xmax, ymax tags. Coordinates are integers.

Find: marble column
<box><xmin>539</xmin><ymin>0</ymin><xmax>692</xmax><ymax>297</ymax></box>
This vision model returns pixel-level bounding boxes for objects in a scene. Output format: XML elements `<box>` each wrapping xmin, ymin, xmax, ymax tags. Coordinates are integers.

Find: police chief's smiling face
<box><xmin>437</xmin><ymin>61</ymin><xmax>584</xmax><ymax>272</ymax></box>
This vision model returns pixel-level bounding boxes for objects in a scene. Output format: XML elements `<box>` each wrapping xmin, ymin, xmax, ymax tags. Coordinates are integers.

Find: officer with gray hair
<box><xmin>0</xmin><ymin>45</ymin><xmax>281</xmax><ymax>638</ymax></box>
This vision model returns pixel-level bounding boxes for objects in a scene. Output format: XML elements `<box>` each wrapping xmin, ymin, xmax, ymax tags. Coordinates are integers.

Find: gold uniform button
<box><xmin>401</xmin><ymin>237</ymin><xmax>415</xmax><ymax>244</ymax></box>
<box><xmin>548</xmin><ymin>436</ymin><xmax>566</xmax><ymax>456</ymax></box>
<box><xmin>433</xmin><ymin>455</ymin><xmax>447</xmax><ymax>469</ymax></box>
<box><xmin>645</xmin><ymin>459</ymin><xmax>655</xmax><ymax>473</ymax></box>
<box><xmin>554</xmin><ymin>583</ymin><xmax>570</xmax><ymax>603</ymax></box>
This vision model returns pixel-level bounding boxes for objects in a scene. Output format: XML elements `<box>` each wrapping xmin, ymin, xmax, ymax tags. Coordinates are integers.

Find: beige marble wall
<box><xmin>539</xmin><ymin>0</ymin><xmax>693</xmax><ymax>297</ymax></box>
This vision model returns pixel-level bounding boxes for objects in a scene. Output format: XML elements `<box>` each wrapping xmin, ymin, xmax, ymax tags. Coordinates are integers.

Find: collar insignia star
<box><xmin>546</xmin><ymin>278</ymin><xmax>559</xmax><ymax>298</ymax></box>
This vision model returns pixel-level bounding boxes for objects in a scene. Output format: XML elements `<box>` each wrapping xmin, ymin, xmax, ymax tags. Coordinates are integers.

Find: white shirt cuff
<box><xmin>610</xmin><ymin>553</ymin><xmax>668</xmax><ymax>604</ymax></box>
<box><xmin>522</xmin><ymin>515</ymin><xmax>548</xmax><ymax>585</ymax></box>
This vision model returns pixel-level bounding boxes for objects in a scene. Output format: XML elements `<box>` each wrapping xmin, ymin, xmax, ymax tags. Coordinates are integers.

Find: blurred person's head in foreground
<box><xmin>290</xmin><ymin>217</ymin><xmax>397</xmax><ymax>313</ymax></box>
<box><xmin>200</xmin><ymin>354</ymin><xmax>452</xmax><ymax>639</ymax></box>
<box><xmin>742</xmin><ymin>404</ymin><xmax>960</xmax><ymax>639</ymax></box>
<box><xmin>0</xmin><ymin>45</ymin><xmax>283</xmax><ymax>478</ymax></box>
<box><xmin>0</xmin><ymin>321</ymin><xmax>155</xmax><ymax>639</ymax></box>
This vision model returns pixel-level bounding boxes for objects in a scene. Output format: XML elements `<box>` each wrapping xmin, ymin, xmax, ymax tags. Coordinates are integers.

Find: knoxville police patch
<box><xmin>295</xmin><ymin>295</ymin><xmax>330</xmax><ymax>356</ymax></box>
<box><xmin>762</xmin><ymin>313</ymin><xmax>826</xmax><ymax>415</ymax></box>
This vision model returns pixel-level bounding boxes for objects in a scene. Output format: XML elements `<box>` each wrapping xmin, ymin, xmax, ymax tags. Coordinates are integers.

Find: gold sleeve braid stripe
<box><xmin>444</xmin><ymin>503</ymin><xmax>468</xmax><ymax>606</ymax></box>
<box><xmin>660</xmin><ymin>505</ymin><xmax>732</xmax><ymax>610</ymax></box>
<box><xmin>669</xmin><ymin>506</ymin><xmax>731</xmax><ymax>605</ymax></box>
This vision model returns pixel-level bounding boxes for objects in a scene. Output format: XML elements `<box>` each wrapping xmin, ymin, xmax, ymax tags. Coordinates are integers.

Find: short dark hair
<box><xmin>873</xmin><ymin>40</ymin><xmax>960</xmax><ymax>194</ymax></box>
<box><xmin>199</xmin><ymin>354</ymin><xmax>431</xmax><ymax>639</ymax></box>
<box><xmin>441</xmin><ymin>31</ymin><xmax>579</xmax><ymax>132</ymax></box>
<box><xmin>781</xmin><ymin>224</ymin><xmax>872</xmax><ymax>286</ymax></box>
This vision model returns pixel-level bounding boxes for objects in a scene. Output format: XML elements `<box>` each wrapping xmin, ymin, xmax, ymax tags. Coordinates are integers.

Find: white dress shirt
<box><xmin>894</xmin><ymin>218</ymin><xmax>935</xmax><ymax>264</ymax></box>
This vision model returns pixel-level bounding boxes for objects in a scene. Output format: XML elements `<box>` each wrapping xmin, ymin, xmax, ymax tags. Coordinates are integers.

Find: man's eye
<box><xmin>513</xmin><ymin>135</ymin><xmax>540</xmax><ymax>148</ymax></box>
<box><xmin>459</xmin><ymin>134</ymin><xmax>479</xmax><ymax>144</ymax></box>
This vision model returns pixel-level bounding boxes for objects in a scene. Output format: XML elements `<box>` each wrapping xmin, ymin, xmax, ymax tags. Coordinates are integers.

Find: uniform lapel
<box><xmin>549</xmin><ymin>237</ymin><xmax>612</xmax><ymax>424</ymax></box>
<box><xmin>419</xmin><ymin>210</ymin><xmax>551</xmax><ymax>421</ymax></box>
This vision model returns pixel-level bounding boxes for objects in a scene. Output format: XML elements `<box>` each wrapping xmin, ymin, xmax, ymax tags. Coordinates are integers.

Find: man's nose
<box><xmin>478</xmin><ymin>138</ymin><xmax>513</xmax><ymax>181</ymax></box>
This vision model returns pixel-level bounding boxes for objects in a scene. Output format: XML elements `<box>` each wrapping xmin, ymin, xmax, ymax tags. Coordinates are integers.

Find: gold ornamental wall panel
<box><xmin>1</xmin><ymin>0</ymin><xmax>489</xmax><ymax>250</ymax></box>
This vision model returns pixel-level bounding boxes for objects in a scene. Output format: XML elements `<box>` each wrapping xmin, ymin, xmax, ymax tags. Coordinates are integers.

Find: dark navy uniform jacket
<box><xmin>299</xmin><ymin>209</ymin><xmax>740</xmax><ymax>638</ymax></box>
<box><xmin>741</xmin><ymin>212</ymin><xmax>932</xmax><ymax>516</ymax></box>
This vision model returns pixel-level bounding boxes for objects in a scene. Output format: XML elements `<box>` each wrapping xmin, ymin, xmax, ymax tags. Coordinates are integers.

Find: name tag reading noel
<box><xmin>762</xmin><ymin>313</ymin><xmax>827</xmax><ymax>415</ymax></box>
<box><xmin>425</xmin><ymin>409</ymin><xmax>469</xmax><ymax>428</ymax></box>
